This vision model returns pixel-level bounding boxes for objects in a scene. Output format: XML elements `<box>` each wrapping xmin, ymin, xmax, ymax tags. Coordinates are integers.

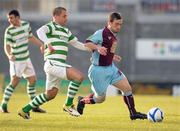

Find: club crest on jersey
<box><xmin>110</xmin><ymin>41</ymin><xmax>117</xmax><ymax>53</ymax></box>
<box><xmin>59</xmin><ymin>35</ymin><xmax>68</xmax><ymax>41</ymax></box>
<box><xmin>108</xmin><ymin>36</ymin><xmax>112</xmax><ymax>40</ymax></box>
<box><xmin>16</xmin><ymin>36</ymin><xmax>28</xmax><ymax>43</ymax></box>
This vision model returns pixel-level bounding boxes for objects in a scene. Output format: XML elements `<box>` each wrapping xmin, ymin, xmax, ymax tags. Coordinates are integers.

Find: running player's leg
<box><xmin>23</xmin><ymin>59</ymin><xmax>37</xmax><ymax>101</ymax></box>
<box><xmin>113</xmin><ymin>78</ymin><xmax>147</xmax><ymax>120</ymax></box>
<box><xmin>111</xmin><ymin>65</ymin><xmax>147</xmax><ymax>120</ymax></box>
<box><xmin>77</xmin><ymin>85</ymin><xmax>107</xmax><ymax>115</ymax></box>
<box><xmin>24</xmin><ymin>60</ymin><xmax>46</xmax><ymax>113</ymax></box>
<box><xmin>65</xmin><ymin>67</ymin><xmax>84</xmax><ymax>106</ymax></box>
<box><xmin>62</xmin><ymin>67</ymin><xmax>83</xmax><ymax>116</ymax></box>
<box><xmin>18</xmin><ymin>60</ymin><xmax>59</xmax><ymax>119</ymax></box>
<box><xmin>26</xmin><ymin>76</ymin><xmax>46</xmax><ymax>113</ymax></box>
<box><xmin>26</xmin><ymin>76</ymin><xmax>36</xmax><ymax>101</ymax></box>
<box><xmin>1</xmin><ymin>61</ymin><xmax>23</xmax><ymax>113</ymax></box>
<box><xmin>19</xmin><ymin>60</ymin><xmax>80</xmax><ymax>119</ymax></box>
<box><xmin>0</xmin><ymin>75</ymin><xmax>20</xmax><ymax>113</ymax></box>
<box><xmin>77</xmin><ymin>65</ymin><xmax>109</xmax><ymax>115</ymax></box>
<box><xmin>43</xmin><ymin>61</ymin><xmax>81</xmax><ymax>116</ymax></box>
<box><xmin>18</xmin><ymin>73</ymin><xmax>58</xmax><ymax>119</ymax></box>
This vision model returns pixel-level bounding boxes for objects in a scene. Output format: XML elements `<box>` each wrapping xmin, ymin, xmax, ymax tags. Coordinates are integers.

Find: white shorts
<box><xmin>9</xmin><ymin>58</ymin><xmax>36</xmax><ymax>78</ymax></box>
<box><xmin>44</xmin><ymin>60</ymin><xmax>71</xmax><ymax>90</ymax></box>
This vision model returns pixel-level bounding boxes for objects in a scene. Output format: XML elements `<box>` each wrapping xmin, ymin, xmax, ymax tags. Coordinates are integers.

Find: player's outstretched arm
<box><xmin>113</xmin><ymin>54</ymin><xmax>122</xmax><ymax>62</ymax></box>
<box><xmin>29</xmin><ymin>35</ymin><xmax>44</xmax><ymax>54</ymax></box>
<box><xmin>69</xmin><ymin>39</ymin><xmax>91</xmax><ymax>51</ymax></box>
<box><xmin>85</xmin><ymin>42</ymin><xmax>107</xmax><ymax>56</ymax></box>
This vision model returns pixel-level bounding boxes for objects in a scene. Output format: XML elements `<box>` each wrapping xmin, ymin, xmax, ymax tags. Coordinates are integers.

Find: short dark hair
<box><xmin>109</xmin><ymin>12</ymin><xmax>122</xmax><ymax>22</ymax></box>
<box><xmin>8</xmin><ymin>9</ymin><xmax>20</xmax><ymax>17</ymax></box>
<box><xmin>53</xmin><ymin>7</ymin><xmax>66</xmax><ymax>16</ymax></box>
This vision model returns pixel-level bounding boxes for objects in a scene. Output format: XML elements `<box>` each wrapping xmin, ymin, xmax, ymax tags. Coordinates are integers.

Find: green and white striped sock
<box><xmin>27</xmin><ymin>84</ymin><xmax>36</xmax><ymax>100</ymax></box>
<box><xmin>1</xmin><ymin>85</ymin><xmax>14</xmax><ymax>105</ymax></box>
<box><xmin>65</xmin><ymin>81</ymin><xmax>81</xmax><ymax>106</ymax></box>
<box><xmin>22</xmin><ymin>93</ymin><xmax>48</xmax><ymax>113</ymax></box>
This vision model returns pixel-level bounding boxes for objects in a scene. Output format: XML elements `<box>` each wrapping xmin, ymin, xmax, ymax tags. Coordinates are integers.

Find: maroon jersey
<box><xmin>86</xmin><ymin>26</ymin><xmax>118</xmax><ymax>66</ymax></box>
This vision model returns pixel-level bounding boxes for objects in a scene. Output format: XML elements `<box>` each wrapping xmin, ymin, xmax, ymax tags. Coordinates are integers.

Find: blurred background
<box><xmin>0</xmin><ymin>0</ymin><xmax>180</xmax><ymax>96</ymax></box>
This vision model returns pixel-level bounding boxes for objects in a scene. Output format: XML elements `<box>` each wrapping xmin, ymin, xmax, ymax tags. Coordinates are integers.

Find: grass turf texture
<box><xmin>0</xmin><ymin>93</ymin><xmax>179</xmax><ymax>131</ymax></box>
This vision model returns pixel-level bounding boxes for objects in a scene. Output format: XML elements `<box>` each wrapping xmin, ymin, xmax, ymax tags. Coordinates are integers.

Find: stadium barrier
<box><xmin>1</xmin><ymin>78</ymin><xmax>175</xmax><ymax>95</ymax></box>
<box><xmin>172</xmin><ymin>85</ymin><xmax>180</xmax><ymax>96</ymax></box>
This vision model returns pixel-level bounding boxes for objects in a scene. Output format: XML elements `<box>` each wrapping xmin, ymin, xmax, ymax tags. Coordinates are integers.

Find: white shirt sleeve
<box><xmin>69</xmin><ymin>38</ymin><xmax>91</xmax><ymax>51</ymax></box>
<box><xmin>36</xmin><ymin>25</ymin><xmax>50</xmax><ymax>44</ymax></box>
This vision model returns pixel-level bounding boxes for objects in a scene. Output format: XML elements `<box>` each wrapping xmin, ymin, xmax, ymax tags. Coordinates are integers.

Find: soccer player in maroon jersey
<box><xmin>77</xmin><ymin>12</ymin><xmax>147</xmax><ymax>120</ymax></box>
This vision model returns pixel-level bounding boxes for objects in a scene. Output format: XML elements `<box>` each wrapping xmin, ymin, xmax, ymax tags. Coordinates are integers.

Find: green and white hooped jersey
<box><xmin>4</xmin><ymin>20</ymin><xmax>32</xmax><ymax>61</ymax></box>
<box><xmin>44</xmin><ymin>21</ymin><xmax>77</xmax><ymax>65</ymax></box>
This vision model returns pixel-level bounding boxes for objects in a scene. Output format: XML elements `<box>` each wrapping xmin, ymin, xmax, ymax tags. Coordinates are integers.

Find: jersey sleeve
<box><xmin>4</xmin><ymin>29</ymin><xmax>13</xmax><ymax>45</ymax></box>
<box><xmin>36</xmin><ymin>25</ymin><xmax>50</xmax><ymax>44</ymax></box>
<box><xmin>86</xmin><ymin>30</ymin><xmax>103</xmax><ymax>45</ymax></box>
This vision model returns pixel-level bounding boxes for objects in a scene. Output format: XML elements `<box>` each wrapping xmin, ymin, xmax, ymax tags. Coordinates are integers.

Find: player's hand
<box><xmin>8</xmin><ymin>54</ymin><xmax>16</xmax><ymax>61</ymax></box>
<box><xmin>97</xmin><ymin>46</ymin><xmax>107</xmax><ymax>56</ymax></box>
<box><xmin>113</xmin><ymin>55</ymin><xmax>121</xmax><ymax>62</ymax></box>
<box><xmin>48</xmin><ymin>43</ymin><xmax>55</xmax><ymax>53</ymax></box>
<box><xmin>40</xmin><ymin>45</ymin><xmax>45</xmax><ymax>54</ymax></box>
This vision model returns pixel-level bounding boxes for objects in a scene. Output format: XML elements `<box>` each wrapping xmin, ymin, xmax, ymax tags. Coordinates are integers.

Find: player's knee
<box><xmin>122</xmin><ymin>91</ymin><xmax>133</xmax><ymax>96</ymax></box>
<box><xmin>11</xmin><ymin>75</ymin><xmax>20</xmax><ymax>81</ymax></box>
<box><xmin>27</xmin><ymin>76</ymin><xmax>37</xmax><ymax>85</ymax></box>
<box><xmin>75</xmin><ymin>73</ymin><xmax>84</xmax><ymax>82</ymax></box>
<box><xmin>31</xmin><ymin>77</ymin><xmax>37</xmax><ymax>83</ymax></box>
<box><xmin>28</xmin><ymin>81</ymin><xmax>36</xmax><ymax>86</ymax></box>
<box><xmin>120</xmin><ymin>85</ymin><xmax>132</xmax><ymax>93</ymax></box>
<box><xmin>95</xmin><ymin>95</ymin><xmax>106</xmax><ymax>103</ymax></box>
<box><xmin>122</xmin><ymin>88</ymin><xmax>132</xmax><ymax>94</ymax></box>
<box><xmin>10</xmin><ymin>76</ymin><xmax>20</xmax><ymax>87</ymax></box>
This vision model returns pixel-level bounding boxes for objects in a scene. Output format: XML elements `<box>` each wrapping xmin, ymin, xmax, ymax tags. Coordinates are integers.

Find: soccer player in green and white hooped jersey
<box><xmin>18</xmin><ymin>7</ymin><xmax>93</xmax><ymax>119</ymax></box>
<box><xmin>0</xmin><ymin>10</ymin><xmax>46</xmax><ymax>113</ymax></box>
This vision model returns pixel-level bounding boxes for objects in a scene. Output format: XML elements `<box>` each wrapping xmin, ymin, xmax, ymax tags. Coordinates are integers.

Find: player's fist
<box><xmin>113</xmin><ymin>55</ymin><xmax>121</xmax><ymax>62</ymax></box>
<box><xmin>47</xmin><ymin>43</ymin><xmax>55</xmax><ymax>53</ymax></box>
<box><xmin>40</xmin><ymin>45</ymin><xmax>45</xmax><ymax>54</ymax></box>
<box><xmin>97</xmin><ymin>46</ymin><xmax>107</xmax><ymax>56</ymax></box>
<box><xmin>8</xmin><ymin>54</ymin><xmax>16</xmax><ymax>61</ymax></box>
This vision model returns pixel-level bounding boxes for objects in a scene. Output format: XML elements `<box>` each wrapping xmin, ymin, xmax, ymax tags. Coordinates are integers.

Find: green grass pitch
<box><xmin>0</xmin><ymin>93</ymin><xmax>179</xmax><ymax>131</ymax></box>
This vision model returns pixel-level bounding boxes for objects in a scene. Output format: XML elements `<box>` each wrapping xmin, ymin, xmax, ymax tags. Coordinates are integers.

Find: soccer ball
<box><xmin>147</xmin><ymin>107</ymin><xmax>164</xmax><ymax>122</ymax></box>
